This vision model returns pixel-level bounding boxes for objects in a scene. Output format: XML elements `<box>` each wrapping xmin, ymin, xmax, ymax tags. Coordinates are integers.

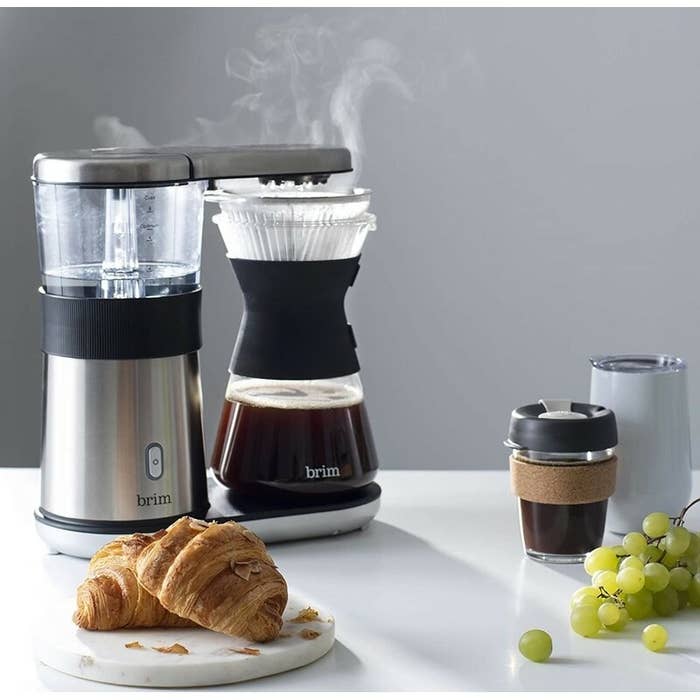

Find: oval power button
<box><xmin>146</xmin><ymin>442</ymin><xmax>164</xmax><ymax>480</ymax></box>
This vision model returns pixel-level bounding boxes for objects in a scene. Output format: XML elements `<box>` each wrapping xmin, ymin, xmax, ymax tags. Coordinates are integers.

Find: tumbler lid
<box><xmin>506</xmin><ymin>399</ymin><xmax>617</xmax><ymax>453</ymax></box>
<box><xmin>590</xmin><ymin>354</ymin><xmax>686</xmax><ymax>374</ymax></box>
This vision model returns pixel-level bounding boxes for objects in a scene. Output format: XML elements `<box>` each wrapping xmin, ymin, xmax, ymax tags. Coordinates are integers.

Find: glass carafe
<box><xmin>207</xmin><ymin>184</ymin><xmax>379</xmax><ymax>503</ymax></box>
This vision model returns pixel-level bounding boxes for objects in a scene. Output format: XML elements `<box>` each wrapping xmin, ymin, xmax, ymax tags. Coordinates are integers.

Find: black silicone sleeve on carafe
<box><xmin>229</xmin><ymin>257</ymin><xmax>361</xmax><ymax>380</ymax></box>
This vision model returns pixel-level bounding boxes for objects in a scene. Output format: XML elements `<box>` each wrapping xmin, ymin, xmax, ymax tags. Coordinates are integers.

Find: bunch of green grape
<box><xmin>570</xmin><ymin>509</ymin><xmax>700</xmax><ymax>651</ymax></box>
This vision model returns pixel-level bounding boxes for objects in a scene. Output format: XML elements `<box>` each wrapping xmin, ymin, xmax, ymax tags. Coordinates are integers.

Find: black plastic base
<box><xmin>35</xmin><ymin>506</ymin><xmax>210</xmax><ymax>535</ymax></box>
<box><xmin>35</xmin><ymin>481</ymin><xmax>381</xmax><ymax>534</ymax></box>
<box><xmin>207</xmin><ymin>480</ymin><xmax>382</xmax><ymax>523</ymax></box>
<box><xmin>35</xmin><ymin>481</ymin><xmax>381</xmax><ymax>558</ymax></box>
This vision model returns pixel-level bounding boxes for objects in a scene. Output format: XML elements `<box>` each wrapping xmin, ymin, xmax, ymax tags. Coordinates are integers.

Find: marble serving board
<box><xmin>34</xmin><ymin>591</ymin><xmax>335</xmax><ymax>688</ymax></box>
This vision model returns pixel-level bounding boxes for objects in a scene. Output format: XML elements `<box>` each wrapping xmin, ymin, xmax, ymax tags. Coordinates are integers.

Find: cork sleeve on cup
<box><xmin>510</xmin><ymin>455</ymin><xmax>617</xmax><ymax>505</ymax></box>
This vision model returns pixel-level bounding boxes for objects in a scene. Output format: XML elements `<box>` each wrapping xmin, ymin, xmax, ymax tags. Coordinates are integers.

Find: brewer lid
<box><xmin>32</xmin><ymin>146</ymin><xmax>352</xmax><ymax>186</ymax></box>
<box><xmin>506</xmin><ymin>399</ymin><xmax>617</xmax><ymax>453</ymax></box>
<box><xmin>32</xmin><ymin>149</ymin><xmax>191</xmax><ymax>186</ymax></box>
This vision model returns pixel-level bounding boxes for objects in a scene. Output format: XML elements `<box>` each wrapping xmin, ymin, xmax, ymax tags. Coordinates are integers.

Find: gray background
<box><xmin>3</xmin><ymin>7</ymin><xmax>700</xmax><ymax>469</ymax></box>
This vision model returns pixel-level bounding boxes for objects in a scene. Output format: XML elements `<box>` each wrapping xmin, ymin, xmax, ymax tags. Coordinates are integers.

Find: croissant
<box><xmin>135</xmin><ymin>517</ymin><xmax>288</xmax><ymax>642</ymax></box>
<box><xmin>73</xmin><ymin>532</ymin><xmax>195</xmax><ymax>630</ymax></box>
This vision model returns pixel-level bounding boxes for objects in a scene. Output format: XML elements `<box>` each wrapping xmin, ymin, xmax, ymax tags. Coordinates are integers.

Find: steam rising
<box><xmin>94</xmin><ymin>116</ymin><xmax>151</xmax><ymax>148</ymax></box>
<box><xmin>94</xmin><ymin>16</ymin><xmax>412</xmax><ymax>181</ymax></box>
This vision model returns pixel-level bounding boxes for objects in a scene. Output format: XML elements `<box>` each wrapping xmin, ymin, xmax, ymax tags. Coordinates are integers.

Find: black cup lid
<box><xmin>506</xmin><ymin>399</ymin><xmax>617</xmax><ymax>453</ymax></box>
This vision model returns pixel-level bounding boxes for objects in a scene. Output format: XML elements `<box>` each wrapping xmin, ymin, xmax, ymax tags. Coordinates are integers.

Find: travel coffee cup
<box><xmin>506</xmin><ymin>399</ymin><xmax>618</xmax><ymax>563</ymax></box>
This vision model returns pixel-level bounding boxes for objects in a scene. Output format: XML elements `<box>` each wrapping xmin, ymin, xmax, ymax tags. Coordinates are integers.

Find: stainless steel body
<box><xmin>40</xmin><ymin>352</ymin><xmax>206</xmax><ymax>522</ymax></box>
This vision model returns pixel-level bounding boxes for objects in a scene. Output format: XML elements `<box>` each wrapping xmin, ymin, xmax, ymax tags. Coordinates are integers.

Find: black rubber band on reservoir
<box><xmin>40</xmin><ymin>288</ymin><xmax>202</xmax><ymax>360</ymax></box>
<box><xmin>230</xmin><ymin>257</ymin><xmax>361</xmax><ymax>380</ymax></box>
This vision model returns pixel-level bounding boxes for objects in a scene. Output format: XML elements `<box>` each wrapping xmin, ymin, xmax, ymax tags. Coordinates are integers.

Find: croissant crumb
<box><xmin>289</xmin><ymin>607</ymin><xmax>319</xmax><ymax>623</ymax></box>
<box><xmin>152</xmin><ymin>643</ymin><xmax>189</xmax><ymax>655</ymax></box>
<box><xmin>231</xmin><ymin>647</ymin><xmax>261</xmax><ymax>656</ymax></box>
<box><xmin>124</xmin><ymin>641</ymin><xmax>143</xmax><ymax>649</ymax></box>
<box><xmin>299</xmin><ymin>629</ymin><xmax>320</xmax><ymax>640</ymax></box>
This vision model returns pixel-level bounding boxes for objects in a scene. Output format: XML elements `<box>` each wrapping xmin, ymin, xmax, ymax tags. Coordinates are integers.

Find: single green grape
<box><xmin>669</xmin><ymin>566</ymin><xmax>692</xmax><ymax>591</ymax></box>
<box><xmin>597</xmin><ymin>602</ymin><xmax>620</xmax><ymax>626</ymax></box>
<box><xmin>684</xmin><ymin>532</ymin><xmax>700</xmax><ymax>558</ymax></box>
<box><xmin>688</xmin><ymin>574</ymin><xmax>700</xmax><ymax>607</ymax></box>
<box><xmin>576</xmin><ymin>594</ymin><xmax>603</xmax><ymax>609</ymax></box>
<box><xmin>623</xmin><ymin>532</ymin><xmax>647</xmax><ymax>556</ymax></box>
<box><xmin>641</xmin><ymin>545</ymin><xmax>664</xmax><ymax>564</ymax></box>
<box><xmin>619</xmin><ymin>555</ymin><xmax>644</xmax><ymax>571</ymax></box>
<box><xmin>643</xmin><ymin>512</ymin><xmax>671</xmax><ymax>539</ymax></box>
<box><xmin>584</xmin><ymin>546</ymin><xmax>619</xmax><ymax>575</ymax></box>
<box><xmin>653</xmin><ymin>587</ymin><xmax>679</xmax><ymax>617</ymax></box>
<box><xmin>626</xmin><ymin>589</ymin><xmax>654</xmax><ymax>620</ymax></box>
<box><xmin>617</xmin><ymin>567</ymin><xmax>645</xmax><ymax>594</ymax></box>
<box><xmin>660</xmin><ymin>551</ymin><xmax>680</xmax><ymax>569</ymax></box>
<box><xmin>570</xmin><ymin>605</ymin><xmax>601</xmax><ymax>637</ymax></box>
<box><xmin>605</xmin><ymin>607</ymin><xmax>630</xmax><ymax>632</ymax></box>
<box><xmin>641</xmin><ymin>623</ymin><xmax>668</xmax><ymax>652</ymax></box>
<box><xmin>592</xmin><ymin>569</ymin><xmax>619</xmax><ymax>593</ymax></box>
<box><xmin>518</xmin><ymin>629</ymin><xmax>553</xmax><ymax>662</ymax></box>
<box><xmin>570</xmin><ymin>586</ymin><xmax>601</xmax><ymax>609</ymax></box>
<box><xmin>665</xmin><ymin>526</ymin><xmax>691</xmax><ymax>557</ymax></box>
<box><xmin>644</xmin><ymin>562</ymin><xmax>671</xmax><ymax>592</ymax></box>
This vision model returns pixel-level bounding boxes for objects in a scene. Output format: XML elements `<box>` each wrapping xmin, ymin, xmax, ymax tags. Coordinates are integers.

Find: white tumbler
<box><xmin>589</xmin><ymin>354</ymin><xmax>692</xmax><ymax>535</ymax></box>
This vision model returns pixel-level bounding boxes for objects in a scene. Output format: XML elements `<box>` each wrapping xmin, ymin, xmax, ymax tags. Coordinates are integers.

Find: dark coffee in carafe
<box><xmin>210</xmin><ymin>380</ymin><xmax>378</xmax><ymax>502</ymax></box>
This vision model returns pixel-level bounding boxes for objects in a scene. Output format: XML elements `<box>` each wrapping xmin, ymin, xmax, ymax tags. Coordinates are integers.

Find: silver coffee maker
<box><xmin>32</xmin><ymin>146</ymin><xmax>352</xmax><ymax>557</ymax></box>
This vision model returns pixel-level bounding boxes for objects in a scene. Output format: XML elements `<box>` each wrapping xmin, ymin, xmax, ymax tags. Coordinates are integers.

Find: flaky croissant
<box><xmin>73</xmin><ymin>532</ymin><xmax>195</xmax><ymax>630</ymax></box>
<box><xmin>135</xmin><ymin>517</ymin><xmax>288</xmax><ymax>642</ymax></box>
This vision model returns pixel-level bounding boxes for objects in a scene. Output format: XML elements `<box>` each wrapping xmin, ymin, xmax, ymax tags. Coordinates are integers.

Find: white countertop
<box><xmin>4</xmin><ymin>468</ymin><xmax>700</xmax><ymax>692</ymax></box>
